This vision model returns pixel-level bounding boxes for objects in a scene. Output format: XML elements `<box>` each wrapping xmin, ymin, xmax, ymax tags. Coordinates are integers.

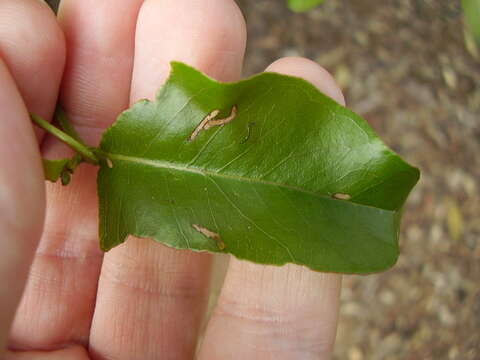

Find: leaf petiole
<box><xmin>30</xmin><ymin>113</ymin><xmax>99</xmax><ymax>165</ymax></box>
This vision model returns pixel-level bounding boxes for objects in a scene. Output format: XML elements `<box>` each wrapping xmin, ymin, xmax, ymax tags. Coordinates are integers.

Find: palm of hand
<box><xmin>0</xmin><ymin>1</ymin><xmax>343</xmax><ymax>359</ymax></box>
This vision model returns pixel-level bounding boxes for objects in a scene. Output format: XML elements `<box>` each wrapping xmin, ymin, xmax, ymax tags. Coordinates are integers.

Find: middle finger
<box><xmin>13</xmin><ymin>0</ymin><xmax>144</xmax><ymax>350</ymax></box>
<box><xmin>89</xmin><ymin>0</ymin><xmax>246</xmax><ymax>359</ymax></box>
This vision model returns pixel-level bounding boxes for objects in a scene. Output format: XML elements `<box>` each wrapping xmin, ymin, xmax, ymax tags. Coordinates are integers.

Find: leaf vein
<box><xmin>207</xmin><ymin>176</ymin><xmax>296</xmax><ymax>263</ymax></box>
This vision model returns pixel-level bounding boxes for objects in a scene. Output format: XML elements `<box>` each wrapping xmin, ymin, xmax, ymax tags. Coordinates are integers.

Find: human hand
<box><xmin>0</xmin><ymin>1</ymin><xmax>344</xmax><ymax>359</ymax></box>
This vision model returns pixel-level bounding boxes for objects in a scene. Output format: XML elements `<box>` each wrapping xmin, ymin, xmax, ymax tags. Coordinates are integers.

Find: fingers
<box><xmin>266</xmin><ymin>57</ymin><xmax>345</xmax><ymax>105</ymax></box>
<box><xmin>0</xmin><ymin>0</ymin><xmax>62</xmax><ymax>352</ymax></box>
<box><xmin>0</xmin><ymin>60</ymin><xmax>45</xmax><ymax>356</ymax></box>
<box><xmin>89</xmin><ymin>1</ymin><xmax>246</xmax><ymax>359</ymax></box>
<box><xmin>5</xmin><ymin>345</ymin><xmax>90</xmax><ymax>360</ymax></box>
<box><xmin>55</xmin><ymin>0</ymin><xmax>144</xmax><ymax>143</ymax></box>
<box><xmin>198</xmin><ymin>57</ymin><xmax>344</xmax><ymax>360</ymax></box>
<box><xmin>129</xmin><ymin>0</ymin><xmax>246</xmax><ymax>102</ymax></box>
<box><xmin>0</xmin><ymin>0</ymin><xmax>65</xmax><ymax>140</ymax></box>
<box><xmin>10</xmin><ymin>0</ymin><xmax>143</xmax><ymax>350</ymax></box>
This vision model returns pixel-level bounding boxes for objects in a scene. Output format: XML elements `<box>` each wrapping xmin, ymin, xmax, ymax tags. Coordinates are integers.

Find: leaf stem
<box><xmin>30</xmin><ymin>113</ymin><xmax>99</xmax><ymax>165</ymax></box>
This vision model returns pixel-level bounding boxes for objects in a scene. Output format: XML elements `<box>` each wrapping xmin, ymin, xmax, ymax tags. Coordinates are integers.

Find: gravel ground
<box><xmin>235</xmin><ymin>0</ymin><xmax>480</xmax><ymax>359</ymax></box>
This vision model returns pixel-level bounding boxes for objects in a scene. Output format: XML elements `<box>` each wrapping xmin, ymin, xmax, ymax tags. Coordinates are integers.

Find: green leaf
<box><xmin>34</xmin><ymin>109</ymin><xmax>92</xmax><ymax>185</ymax></box>
<box><xmin>463</xmin><ymin>0</ymin><xmax>480</xmax><ymax>43</ymax></box>
<box><xmin>43</xmin><ymin>154</ymin><xmax>83</xmax><ymax>186</ymax></box>
<box><xmin>288</xmin><ymin>0</ymin><xmax>324</xmax><ymax>12</ymax></box>
<box><xmin>97</xmin><ymin>62</ymin><xmax>419</xmax><ymax>274</ymax></box>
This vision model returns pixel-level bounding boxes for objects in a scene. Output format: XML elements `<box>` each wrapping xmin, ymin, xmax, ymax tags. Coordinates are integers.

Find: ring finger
<box><xmin>198</xmin><ymin>57</ymin><xmax>344</xmax><ymax>360</ymax></box>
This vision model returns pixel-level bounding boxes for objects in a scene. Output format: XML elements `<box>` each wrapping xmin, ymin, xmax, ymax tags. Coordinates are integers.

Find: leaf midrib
<box><xmin>104</xmin><ymin>152</ymin><xmax>394</xmax><ymax>213</ymax></box>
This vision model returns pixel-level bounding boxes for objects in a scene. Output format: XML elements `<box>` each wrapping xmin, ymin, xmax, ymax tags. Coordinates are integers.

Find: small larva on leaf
<box><xmin>333</xmin><ymin>193</ymin><xmax>351</xmax><ymax>200</ymax></box>
<box><xmin>192</xmin><ymin>224</ymin><xmax>226</xmax><ymax>250</ymax></box>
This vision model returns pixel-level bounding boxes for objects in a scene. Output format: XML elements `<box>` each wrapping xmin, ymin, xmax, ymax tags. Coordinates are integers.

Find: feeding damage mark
<box><xmin>189</xmin><ymin>105</ymin><xmax>237</xmax><ymax>141</ymax></box>
<box><xmin>192</xmin><ymin>224</ymin><xmax>226</xmax><ymax>250</ymax></box>
<box><xmin>332</xmin><ymin>193</ymin><xmax>351</xmax><ymax>200</ymax></box>
<box><xmin>240</xmin><ymin>122</ymin><xmax>256</xmax><ymax>144</ymax></box>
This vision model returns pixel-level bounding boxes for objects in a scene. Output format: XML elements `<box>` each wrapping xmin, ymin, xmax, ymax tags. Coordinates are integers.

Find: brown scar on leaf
<box><xmin>189</xmin><ymin>110</ymin><xmax>220</xmax><ymax>141</ymax></box>
<box><xmin>106</xmin><ymin>158</ymin><xmax>114</xmax><ymax>168</ymax></box>
<box><xmin>204</xmin><ymin>105</ymin><xmax>237</xmax><ymax>130</ymax></box>
<box><xmin>188</xmin><ymin>105</ymin><xmax>237</xmax><ymax>141</ymax></box>
<box><xmin>192</xmin><ymin>224</ymin><xmax>226</xmax><ymax>250</ymax></box>
<box><xmin>332</xmin><ymin>193</ymin><xmax>351</xmax><ymax>200</ymax></box>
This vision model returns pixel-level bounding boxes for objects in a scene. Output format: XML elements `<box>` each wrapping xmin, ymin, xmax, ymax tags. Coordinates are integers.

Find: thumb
<box><xmin>0</xmin><ymin>59</ymin><xmax>45</xmax><ymax>354</ymax></box>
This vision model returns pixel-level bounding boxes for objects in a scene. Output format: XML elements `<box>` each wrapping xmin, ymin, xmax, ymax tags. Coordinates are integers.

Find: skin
<box><xmin>0</xmin><ymin>1</ymin><xmax>344</xmax><ymax>359</ymax></box>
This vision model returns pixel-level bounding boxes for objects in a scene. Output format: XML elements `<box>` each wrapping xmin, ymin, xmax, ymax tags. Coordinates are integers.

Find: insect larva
<box><xmin>332</xmin><ymin>193</ymin><xmax>351</xmax><ymax>200</ymax></box>
<box><xmin>192</xmin><ymin>224</ymin><xmax>226</xmax><ymax>250</ymax></box>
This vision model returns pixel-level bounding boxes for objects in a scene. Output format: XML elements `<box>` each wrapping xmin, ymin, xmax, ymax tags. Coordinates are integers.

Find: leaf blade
<box><xmin>98</xmin><ymin>62</ymin><xmax>419</xmax><ymax>273</ymax></box>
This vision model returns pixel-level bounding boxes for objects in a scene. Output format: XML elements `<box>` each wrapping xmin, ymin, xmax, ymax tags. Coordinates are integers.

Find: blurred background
<box><xmin>45</xmin><ymin>0</ymin><xmax>479</xmax><ymax>358</ymax></box>
<box><xmin>233</xmin><ymin>1</ymin><xmax>479</xmax><ymax>359</ymax></box>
